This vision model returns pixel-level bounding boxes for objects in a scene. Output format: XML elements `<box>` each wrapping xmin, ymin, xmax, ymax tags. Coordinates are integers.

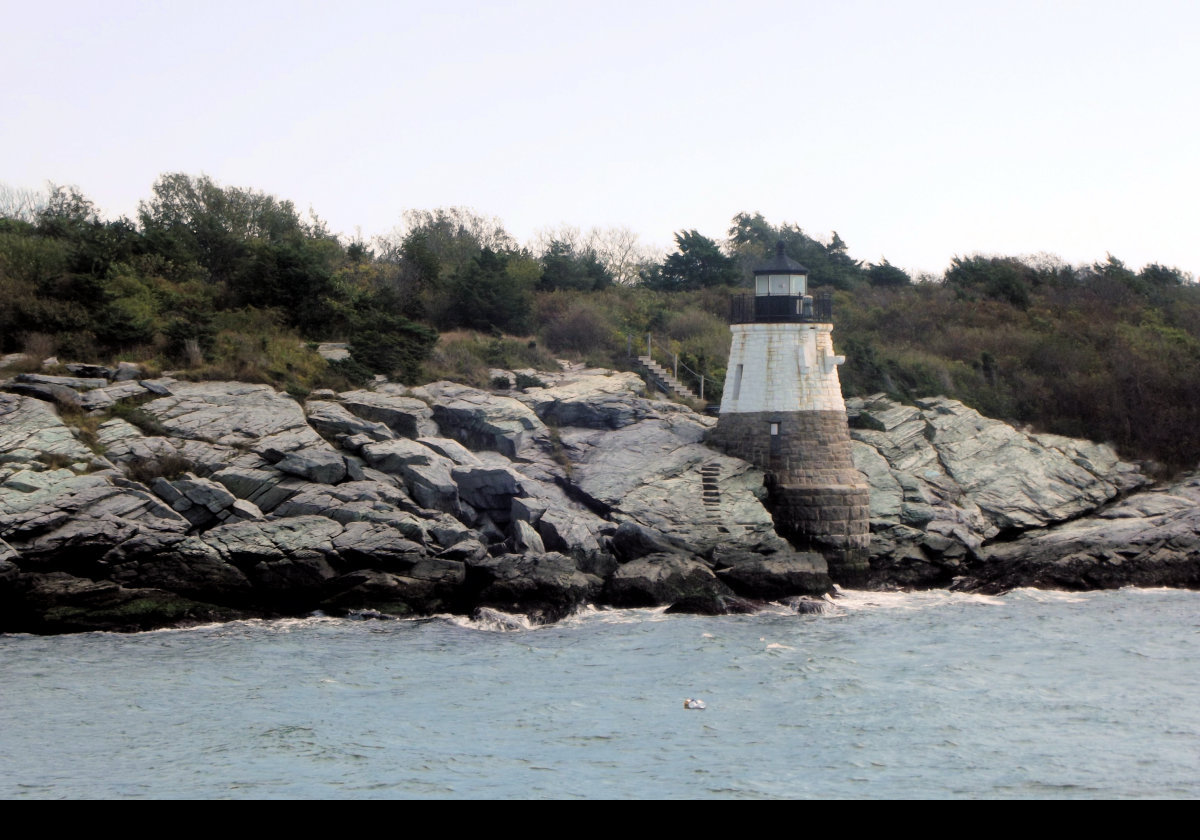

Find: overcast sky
<box><xmin>4</xmin><ymin>0</ymin><xmax>1197</xmax><ymax>276</ymax></box>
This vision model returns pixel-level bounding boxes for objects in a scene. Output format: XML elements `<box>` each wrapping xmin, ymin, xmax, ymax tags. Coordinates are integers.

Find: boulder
<box><xmin>271</xmin><ymin>481</ymin><xmax>424</xmax><ymax>536</ymax></box>
<box><xmin>609</xmin><ymin>520</ymin><xmax>686</xmax><ymax>562</ymax></box>
<box><xmin>142</xmin><ymin>383</ymin><xmax>336</xmax><ymax>468</ymax></box>
<box><xmin>361</xmin><ymin>437</ymin><xmax>442</xmax><ymax>471</ymax></box>
<box><xmin>227</xmin><ymin>499</ymin><xmax>265</xmax><ymax>521</ymax></box>
<box><xmin>202</xmin><ymin>516</ymin><xmax>343</xmax><ymax>603</ymax></box>
<box><xmin>714</xmin><ymin>552</ymin><xmax>833</xmax><ymax>599</ymax></box>
<box><xmin>6</xmin><ymin>382</ymin><xmax>83</xmax><ymax>411</ymax></box>
<box><xmin>419</xmin><ymin>381</ymin><xmax>550</xmax><ymax>457</ymax></box>
<box><xmin>0</xmin><ymin>394</ymin><xmax>94</xmax><ymax>468</ymax></box>
<box><xmin>437</xmin><ymin>537</ymin><xmax>489</xmax><ymax>563</ymax></box>
<box><xmin>15</xmin><ymin>372</ymin><xmax>107</xmax><ymax>390</ymax></box>
<box><xmin>114</xmin><ymin>362</ymin><xmax>145</xmax><ymax>381</ymax></box>
<box><xmin>416</xmin><ymin>436</ymin><xmax>481</xmax><ymax>466</ymax></box>
<box><xmin>1</xmin><ymin>572</ymin><xmax>244</xmax><ymax>634</ymax></box>
<box><xmin>536</xmin><ymin>508</ymin><xmax>606</xmax><ymax>560</ymax></box>
<box><xmin>361</xmin><ymin>439</ymin><xmax>460</xmax><ymax>514</ymax></box>
<box><xmin>470</xmin><ymin>552</ymin><xmax>602</xmax><ymax>622</ymax></box>
<box><xmin>514</xmin><ymin>372</ymin><xmax>678</xmax><ymax>430</ymax></box>
<box><xmin>150</xmin><ymin>474</ymin><xmax>239</xmax><ymax>528</ymax></box>
<box><xmin>511</xmin><ymin>496</ymin><xmax>548</xmax><ymax>524</ymax></box>
<box><xmin>330</xmin><ymin>520</ymin><xmax>429</xmax><ymax>568</ymax></box>
<box><xmin>604</xmin><ymin>554</ymin><xmax>733</xmax><ymax>608</ymax></box>
<box><xmin>305</xmin><ymin>400</ymin><xmax>395</xmax><ymax>443</ymax></box>
<box><xmin>508</xmin><ymin>519</ymin><xmax>545</xmax><ymax>554</ymax></box>
<box><xmin>209</xmin><ymin>463</ymin><xmax>306</xmax><ymax>513</ymax></box>
<box><xmin>108</xmin><ymin>535</ymin><xmax>253</xmax><ymax>602</ymax></box>
<box><xmin>274</xmin><ymin>449</ymin><xmax>347</xmax><ymax>485</ymax></box>
<box><xmin>320</xmin><ymin>566</ymin><xmax>462</xmax><ymax>616</ymax></box>
<box><xmin>338</xmin><ymin>390</ymin><xmax>438</xmax><ymax>439</ymax></box>
<box><xmin>77</xmin><ymin>381</ymin><xmax>151</xmax><ymax>411</ymax></box>
<box><xmin>96</xmin><ymin>418</ymin><xmax>238</xmax><ymax>478</ymax></box>
<box><xmin>0</xmin><ymin>469</ymin><xmax>190</xmax><ymax>568</ymax></box>
<box><xmin>452</xmin><ymin>464</ymin><xmax>525</xmax><ymax>523</ymax></box>
<box><xmin>64</xmin><ymin>363</ymin><xmax>113</xmax><ymax>380</ymax></box>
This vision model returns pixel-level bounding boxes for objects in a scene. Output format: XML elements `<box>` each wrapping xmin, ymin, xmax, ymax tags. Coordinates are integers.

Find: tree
<box><xmin>538</xmin><ymin>239</ymin><xmax>612</xmax><ymax>291</ymax></box>
<box><xmin>944</xmin><ymin>255</ymin><xmax>1035</xmax><ymax>309</ymax></box>
<box><xmin>337</xmin><ymin>287</ymin><xmax>438</xmax><ymax>384</ymax></box>
<box><xmin>726</xmin><ymin>211</ymin><xmax>776</xmax><ymax>259</ymax></box>
<box><xmin>382</xmin><ymin>207</ymin><xmax>516</xmax><ymax>283</ymax></box>
<box><xmin>0</xmin><ymin>182</ymin><xmax>48</xmax><ymax>223</ymax></box>
<box><xmin>1140</xmin><ymin>263</ymin><xmax>1192</xmax><ymax>287</ymax></box>
<box><xmin>591</xmin><ymin>226</ymin><xmax>660</xmax><ymax>286</ymax></box>
<box><xmin>139</xmin><ymin>173</ymin><xmax>334</xmax><ymax>281</ymax></box>
<box><xmin>532</xmin><ymin>224</ymin><xmax>658</xmax><ymax>286</ymax></box>
<box><xmin>650</xmin><ymin>230</ymin><xmax>740</xmax><ymax>290</ymax></box>
<box><xmin>867</xmin><ymin>259</ymin><xmax>912</xmax><ymax>287</ymax></box>
<box><xmin>727</xmin><ymin>212</ymin><xmax>868</xmax><ymax>290</ymax></box>
<box><xmin>139</xmin><ymin>173</ymin><xmax>344</xmax><ymax>335</ymax></box>
<box><xmin>442</xmin><ymin>248</ymin><xmax>536</xmax><ymax>333</ymax></box>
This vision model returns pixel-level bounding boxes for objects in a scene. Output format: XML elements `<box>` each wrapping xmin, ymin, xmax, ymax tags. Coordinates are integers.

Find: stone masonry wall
<box><xmin>709</xmin><ymin>409</ymin><xmax>871</xmax><ymax>583</ymax></box>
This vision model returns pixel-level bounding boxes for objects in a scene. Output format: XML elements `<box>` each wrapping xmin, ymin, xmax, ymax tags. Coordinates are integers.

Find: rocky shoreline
<box><xmin>1</xmin><ymin>363</ymin><xmax>1197</xmax><ymax>633</ymax></box>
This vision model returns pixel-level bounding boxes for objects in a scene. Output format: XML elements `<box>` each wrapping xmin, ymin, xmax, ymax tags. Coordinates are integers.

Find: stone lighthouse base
<box><xmin>708</xmin><ymin>410</ymin><xmax>871</xmax><ymax>586</ymax></box>
<box><xmin>768</xmin><ymin>485</ymin><xmax>871</xmax><ymax>585</ymax></box>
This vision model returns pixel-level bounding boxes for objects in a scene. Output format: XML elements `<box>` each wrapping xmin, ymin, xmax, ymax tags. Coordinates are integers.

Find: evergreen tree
<box><xmin>650</xmin><ymin>230</ymin><xmax>739</xmax><ymax>290</ymax></box>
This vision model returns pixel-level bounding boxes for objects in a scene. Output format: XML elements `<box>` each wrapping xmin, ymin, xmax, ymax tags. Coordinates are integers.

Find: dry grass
<box><xmin>420</xmin><ymin>330</ymin><xmax>560</xmax><ymax>386</ymax></box>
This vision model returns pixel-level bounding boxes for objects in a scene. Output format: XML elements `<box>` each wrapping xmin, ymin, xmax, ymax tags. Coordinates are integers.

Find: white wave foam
<box><xmin>1005</xmin><ymin>588</ymin><xmax>1095</xmax><ymax>605</ymax></box>
<box><xmin>832</xmin><ymin>587</ymin><xmax>1007</xmax><ymax>613</ymax></box>
<box><xmin>447</xmin><ymin>607</ymin><xmax>539</xmax><ymax>633</ymax></box>
<box><xmin>558</xmin><ymin>604</ymin><xmax>672</xmax><ymax>627</ymax></box>
<box><xmin>132</xmin><ymin>615</ymin><xmax>344</xmax><ymax>638</ymax></box>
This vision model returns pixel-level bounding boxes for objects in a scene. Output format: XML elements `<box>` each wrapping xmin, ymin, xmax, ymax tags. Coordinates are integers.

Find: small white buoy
<box><xmin>683</xmin><ymin>698</ymin><xmax>707</xmax><ymax>710</ymax></box>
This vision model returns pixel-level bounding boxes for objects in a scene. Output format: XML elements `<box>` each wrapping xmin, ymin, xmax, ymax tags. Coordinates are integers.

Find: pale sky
<box><xmin>3</xmin><ymin>0</ymin><xmax>1198</xmax><ymax>277</ymax></box>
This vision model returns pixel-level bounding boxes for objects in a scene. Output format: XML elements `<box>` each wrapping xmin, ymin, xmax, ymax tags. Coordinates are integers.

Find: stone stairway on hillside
<box><xmin>635</xmin><ymin>355</ymin><xmax>697</xmax><ymax>401</ymax></box>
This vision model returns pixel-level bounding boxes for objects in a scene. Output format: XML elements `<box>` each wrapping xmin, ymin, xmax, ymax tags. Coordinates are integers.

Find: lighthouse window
<box><xmin>770</xmin><ymin>422</ymin><xmax>779</xmax><ymax>435</ymax></box>
<box><xmin>732</xmin><ymin>364</ymin><xmax>743</xmax><ymax>400</ymax></box>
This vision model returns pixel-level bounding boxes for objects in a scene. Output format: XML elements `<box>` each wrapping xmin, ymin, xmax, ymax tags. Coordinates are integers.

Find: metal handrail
<box><xmin>629</xmin><ymin>333</ymin><xmax>720</xmax><ymax>402</ymax></box>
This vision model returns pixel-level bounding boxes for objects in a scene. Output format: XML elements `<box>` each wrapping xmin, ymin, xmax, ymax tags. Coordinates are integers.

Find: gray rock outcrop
<box><xmin>847</xmin><ymin>394</ymin><xmax>1151</xmax><ymax>587</ymax></box>
<box><xmin>4</xmin><ymin>361</ymin><xmax>1195</xmax><ymax>633</ymax></box>
<box><xmin>960</xmin><ymin>476</ymin><xmax>1200</xmax><ymax>593</ymax></box>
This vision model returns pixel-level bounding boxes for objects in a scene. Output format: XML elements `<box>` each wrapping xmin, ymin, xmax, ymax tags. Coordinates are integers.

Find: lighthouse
<box><xmin>708</xmin><ymin>242</ymin><xmax>871</xmax><ymax>584</ymax></box>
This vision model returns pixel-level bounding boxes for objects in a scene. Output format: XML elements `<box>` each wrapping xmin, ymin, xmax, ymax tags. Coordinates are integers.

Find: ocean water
<box><xmin>2</xmin><ymin>587</ymin><xmax>1197</xmax><ymax>799</ymax></box>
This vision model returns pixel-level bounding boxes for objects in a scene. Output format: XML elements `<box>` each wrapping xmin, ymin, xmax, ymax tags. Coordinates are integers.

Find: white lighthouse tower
<box><xmin>708</xmin><ymin>243</ymin><xmax>871</xmax><ymax>583</ymax></box>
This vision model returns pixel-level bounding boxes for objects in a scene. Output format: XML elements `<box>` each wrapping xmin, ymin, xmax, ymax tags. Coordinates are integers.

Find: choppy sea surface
<box><xmin>2</xmin><ymin>587</ymin><xmax>1198</xmax><ymax>799</ymax></box>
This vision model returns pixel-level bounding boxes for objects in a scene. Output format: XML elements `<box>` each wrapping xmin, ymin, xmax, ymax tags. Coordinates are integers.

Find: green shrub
<box><xmin>125</xmin><ymin>454</ymin><xmax>196</xmax><ymax>485</ymax></box>
<box><xmin>514</xmin><ymin>372</ymin><xmax>546</xmax><ymax>390</ymax></box>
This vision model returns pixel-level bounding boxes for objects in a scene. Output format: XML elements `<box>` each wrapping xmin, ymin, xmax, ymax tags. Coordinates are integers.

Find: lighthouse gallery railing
<box><xmin>729</xmin><ymin>292</ymin><xmax>832</xmax><ymax>324</ymax></box>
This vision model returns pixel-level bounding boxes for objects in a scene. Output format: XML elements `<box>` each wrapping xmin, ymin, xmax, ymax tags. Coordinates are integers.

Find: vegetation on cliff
<box><xmin>1</xmin><ymin>176</ymin><xmax>1197</xmax><ymax>470</ymax></box>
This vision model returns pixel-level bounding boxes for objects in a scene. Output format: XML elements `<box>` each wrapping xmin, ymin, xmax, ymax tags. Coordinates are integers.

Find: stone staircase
<box><xmin>701</xmin><ymin>462</ymin><xmax>721</xmax><ymax>508</ymax></box>
<box><xmin>699</xmin><ymin>462</ymin><xmax>733</xmax><ymax>533</ymax></box>
<box><xmin>635</xmin><ymin>355</ymin><xmax>697</xmax><ymax>400</ymax></box>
